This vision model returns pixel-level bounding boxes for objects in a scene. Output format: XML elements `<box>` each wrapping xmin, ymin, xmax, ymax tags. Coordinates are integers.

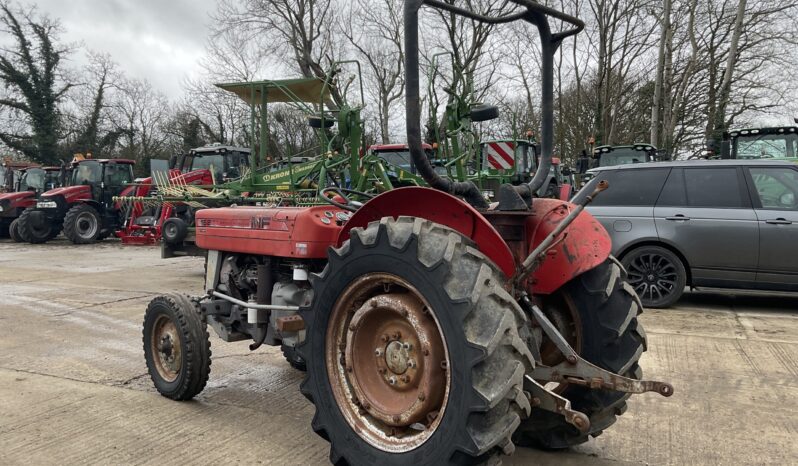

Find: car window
<box><xmin>748</xmin><ymin>167</ymin><xmax>798</xmax><ymax>210</ymax></box>
<box><xmin>656</xmin><ymin>168</ymin><xmax>686</xmax><ymax>206</ymax></box>
<box><xmin>589</xmin><ymin>168</ymin><xmax>669</xmax><ymax>207</ymax></box>
<box><xmin>683</xmin><ymin>167</ymin><xmax>746</xmax><ymax>208</ymax></box>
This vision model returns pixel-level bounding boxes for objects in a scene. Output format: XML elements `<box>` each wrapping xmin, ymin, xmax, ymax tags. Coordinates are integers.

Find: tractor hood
<box><xmin>0</xmin><ymin>190</ymin><xmax>35</xmax><ymax>215</ymax></box>
<box><xmin>0</xmin><ymin>190</ymin><xmax>35</xmax><ymax>203</ymax></box>
<box><xmin>41</xmin><ymin>185</ymin><xmax>92</xmax><ymax>202</ymax></box>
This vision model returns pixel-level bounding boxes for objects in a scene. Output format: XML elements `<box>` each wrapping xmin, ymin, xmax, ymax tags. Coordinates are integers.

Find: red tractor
<box><xmin>0</xmin><ymin>165</ymin><xmax>65</xmax><ymax>240</ymax></box>
<box><xmin>1</xmin><ymin>160</ymin><xmax>38</xmax><ymax>193</ymax></box>
<box><xmin>117</xmin><ymin>145</ymin><xmax>250</xmax><ymax>246</ymax></box>
<box><xmin>142</xmin><ymin>2</ymin><xmax>672</xmax><ymax>465</ymax></box>
<box><xmin>19</xmin><ymin>158</ymin><xmax>135</xmax><ymax>244</ymax></box>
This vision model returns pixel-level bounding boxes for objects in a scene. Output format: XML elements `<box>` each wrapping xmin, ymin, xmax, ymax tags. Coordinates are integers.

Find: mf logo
<box><xmin>251</xmin><ymin>216</ymin><xmax>272</xmax><ymax>229</ymax></box>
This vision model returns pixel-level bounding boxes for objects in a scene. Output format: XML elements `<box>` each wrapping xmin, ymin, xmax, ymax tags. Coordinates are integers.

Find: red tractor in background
<box><xmin>19</xmin><ymin>157</ymin><xmax>136</xmax><ymax>244</ymax></box>
<box><xmin>0</xmin><ymin>165</ymin><xmax>66</xmax><ymax>240</ymax></box>
<box><xmin>142</xmin><ymin>2</ymin><xmax>672</xmax><ymax>465</ymax></box>
<box><xmin>117</xmin><ymin>144</ymin><xmax>250</xmax><ymax>246</ymax></box>
<box><xmin>1</xmin><ymin>160</ymin><xmax>38</xmax><ymax>193</ymax></box>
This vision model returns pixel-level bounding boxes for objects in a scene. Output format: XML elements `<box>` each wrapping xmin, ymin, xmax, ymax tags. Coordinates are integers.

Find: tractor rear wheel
<box><xmin>143</xmin><ymin>293</ymin><xmax>211</xmax><ymax>400</ymax></box>
<box><xmin>64</xmin><ymin>204</ymin><xmax>101</xmax><ymax>244</ymax></box>
<box><xmin>9</xmin><ymin>218</ymin><xmax>23</xmax><ymax>242</ymax></box>
<box><xmin>299</xmin><ymin>217</ymin><xmax>535</xmax><ymax>465</ymax></box>
<box><xmin>512</xmin><ymin>258</ymin><xmax>646</xmax><ymax>449</ymax></box>
<box><xmin>18</xmin><ymin>209</ymin><xmax>53</xmax><ymax>244</ymax></box>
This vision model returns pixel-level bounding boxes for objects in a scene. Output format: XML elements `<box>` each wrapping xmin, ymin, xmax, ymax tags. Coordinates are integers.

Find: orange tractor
<box><xmin>142</xmin><ymin>2</ymin><xmax>672</xmax><ymax>465</ymax></box>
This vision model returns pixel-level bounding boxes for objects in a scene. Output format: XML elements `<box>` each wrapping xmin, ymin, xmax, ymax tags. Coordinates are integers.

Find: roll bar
<box><xmin>405</xmin><ymin>0</ymin><xmax>584</xmax><ymax>208</ymax></box>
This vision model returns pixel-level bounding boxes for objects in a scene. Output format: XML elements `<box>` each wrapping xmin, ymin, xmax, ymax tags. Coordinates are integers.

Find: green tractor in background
<box><xmin>720</xmin><ymin>124</ymin><xmax>798</xmax><ymax>162</ymax></box>
<box><xmin>579</xmin><ymin>143</ymin><xmax>665</xmax><ymax>186</ymax></box>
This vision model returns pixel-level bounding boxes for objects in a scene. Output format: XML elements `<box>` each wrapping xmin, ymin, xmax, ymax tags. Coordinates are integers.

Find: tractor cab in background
<box><xmin>721</xmin><ymin>126</ymin><xmax>798</xmax><ymax>161</ymax></box>
<box><xmin>593</xmin><ymin>144</ymin><xmax>659</xmax><ymax>168</ymax></box>
<box><xmin>174</xmin><ymin>144</ymin><xmax>251</xmax><ymax>182</ymax></box>
<box><xmin>0</xmin><ymin>165</ymin><xmax>67</xmax><ymax>239</ymax></box>
<box><xmin>368</xmin><ymin>143</ymin><xmax>434</xmax><ymax>174</ymax></box>
<box><xmin>1</xmin><ymin>160</ymin><xmax>38</xmax><ymax>193</ymax></box>
<box><xmin>580</xmin><ymin>143</ymin><xmax>662</xmax><ymax>186</ymax></box>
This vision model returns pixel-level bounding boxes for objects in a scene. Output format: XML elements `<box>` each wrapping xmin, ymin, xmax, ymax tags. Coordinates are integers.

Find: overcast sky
<box><xmin>38</xmin><ymin>0</ymin><xmax>218</xmax><ymax>96</ymax></box>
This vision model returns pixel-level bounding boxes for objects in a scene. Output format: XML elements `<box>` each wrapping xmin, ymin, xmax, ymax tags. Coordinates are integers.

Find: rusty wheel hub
<box><xmin>151</xmin><ymin>315</ymin><xmax>181</xmax><ymax>382</ymax></box>
<box><xmin>326</xmin><ymin>274</ymin><xmax>449</xmax><ymax>452</ymax></box>
<box><xmin>539</xmin><ymin>294</ymin><xmax>582</xmax><ymax>391</ymax></box>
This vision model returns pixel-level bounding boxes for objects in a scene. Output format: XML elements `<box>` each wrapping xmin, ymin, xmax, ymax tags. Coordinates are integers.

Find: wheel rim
<box><xmin>627</xmin><ymin>253</ymin><xmax>678</xmax><ymax>303</ymax></box>
<box><xmin>76</xmin><ymin>212</ymin><xmax>98</xmax><ymax>238</ymax></box>
<box><xmin>165</xmin><ymin>223</ymin><xmax>176</xmax><ymax>238</ymax></box>
<box><xmin>326</xmin><ymin>273</ymin><xmax>450</xmax><ymax>453</ymax></box>
<box><xmin>150</xmin><ymin>315</ymin><xmax>182</xmax><ymax>383</ymax></box>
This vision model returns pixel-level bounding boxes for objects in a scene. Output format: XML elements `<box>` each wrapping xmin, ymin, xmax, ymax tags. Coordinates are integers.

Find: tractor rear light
<box><xmin>36</xmin><ymin>200</ymin><xmax>57</xmax><ymax>208</ymax></box>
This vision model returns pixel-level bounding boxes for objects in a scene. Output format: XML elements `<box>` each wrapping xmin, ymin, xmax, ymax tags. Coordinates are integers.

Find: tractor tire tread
<box><xmin>143</xmin><ymin>293</ymin><xmax>211</xmax><ymax>401</ymax></box>
<box><xmin>513</xmin><ymin>259</ymin><xmax>647</xmax><ymax>449</ymax></box>
<box><xmin>63</xmin><ymin>204</ymin><xmax>100</xmax><ymax>244</ymax></box>
<box><xmin>17</xmin><ymin>209</ymin><xmax>49</xmax><ymax>244</ymax></box>
<box><xmin>299</xmin><ymin>216</ymin><xmax>534</xmax><ymax>465</ymax></box>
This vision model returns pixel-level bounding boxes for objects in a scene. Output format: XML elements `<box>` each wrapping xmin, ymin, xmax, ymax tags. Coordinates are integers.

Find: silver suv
<box><xmin>575</xmin><ymin>160</ymin><xmax>798</xmax><ymax>307</ymax></box>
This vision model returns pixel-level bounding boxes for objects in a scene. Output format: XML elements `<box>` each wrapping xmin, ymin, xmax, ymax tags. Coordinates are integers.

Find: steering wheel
<box><xmin>320</xmin><ymin>187</ymin><xmax>375</xmax><ymax>212</ymax></box>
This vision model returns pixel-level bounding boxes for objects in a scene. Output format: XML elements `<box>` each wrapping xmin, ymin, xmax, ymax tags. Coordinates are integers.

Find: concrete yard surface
<box><xmin>1</xmin><ymin>239</ymin><xmax>796</xmax><ymax>465</ymax></box>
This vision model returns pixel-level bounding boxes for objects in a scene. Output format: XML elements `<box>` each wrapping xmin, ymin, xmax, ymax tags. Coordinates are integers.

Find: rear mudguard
<box><xmin>338</xmin><ymin>187</ymin><xmax>611</xmax><ymax>295</ymax></box>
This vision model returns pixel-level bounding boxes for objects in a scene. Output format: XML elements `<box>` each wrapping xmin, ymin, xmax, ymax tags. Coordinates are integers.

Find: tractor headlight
<box><xmin>36</xmin><ymin>200</ymin><xmax>57</xmax><ymax>209</ymax></box>
<box><xmin>0</xmin><ymin>204</ymin><xmax>4</xmax><ymax>212</ymax></box>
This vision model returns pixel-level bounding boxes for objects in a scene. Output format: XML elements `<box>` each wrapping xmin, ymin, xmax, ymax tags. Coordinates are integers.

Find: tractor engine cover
<box><xmin>195</xmin><ymin>205</ymin><xmax>348</xmax><ymax>258</ymax></box>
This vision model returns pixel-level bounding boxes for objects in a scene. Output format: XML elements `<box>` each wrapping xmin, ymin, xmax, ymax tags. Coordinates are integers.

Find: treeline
<box><xmin>0</xmin><ymin>0</ymin><xmax>795</xmax><ymax>173</ymax></box>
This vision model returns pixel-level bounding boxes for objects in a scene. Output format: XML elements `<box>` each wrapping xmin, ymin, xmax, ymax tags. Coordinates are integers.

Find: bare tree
<box><xmin>112</xmin><ymin>78</ymin><xmax>170</xmax><ymax>172</ymax></box>
<box><xmin>342</xmin><ymin>0</ymin><xmax>404</xmax><ymax>143</ymax></box>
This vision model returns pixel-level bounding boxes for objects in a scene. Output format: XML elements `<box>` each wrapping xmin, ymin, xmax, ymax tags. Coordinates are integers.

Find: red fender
<box><xmin>339</xmin><ymin>187</ymin><xmax>612</xmax><ymax>295</ymax></box>
<box><xmin>525</xmin><ymin>198</ymin><xmax>611</xmax><ymax>295</ymax></box>
<box><xmin>337</xmin><ymin>187</ymin><xmax>517</xmax><ymax>278</ymax></box>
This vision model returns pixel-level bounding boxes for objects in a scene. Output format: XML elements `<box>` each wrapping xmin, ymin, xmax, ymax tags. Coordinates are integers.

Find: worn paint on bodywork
<box><xmin>338</xmin><ymin>187</ymin><xmax>612</xmax><ymax>294</ymax></box>
<box><xmin>525</xmin><ymin>198</ymin><xmax>611</xmax><ymax>294</ymax></box>
<box><xmin>338</xmin><ymin>187</ymin><xmax>517</xmax><ymax>278</ymax></box>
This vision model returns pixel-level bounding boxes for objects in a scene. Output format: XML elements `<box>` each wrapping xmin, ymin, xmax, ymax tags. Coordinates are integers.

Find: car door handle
<box><xmin>665</xmin><ymin>215</ymin><xmax>690</xmax><ymax>221</ymax></box>
<box><xmin>765</xmin><ymin>218</ymin><xmax>792</xmax><ymax>225</ymax></box>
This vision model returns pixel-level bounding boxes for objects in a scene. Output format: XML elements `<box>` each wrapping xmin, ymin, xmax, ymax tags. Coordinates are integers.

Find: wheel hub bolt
<box><xmin>401</xmin><ymin>375</ymin><xmax>410</xmax><ymax>383</ymax></box>
<box><xmin>388</xmin><ymin>376</ymin><xmax>397</xmax><ymax>385</ymax></box>
<box><xmin>408</xmin><ymin>359</ymin><xmax>417</xmax><ymax>369</ymax></box>
<box><xmin>401</xmin><ymin>342</ymin><xmax>411</xmax><ymax>350</ymax></box>
<box><xmin>375</xmin><ymin>348</ymin><xmax>384</xmax><ymax>357</ymax></box>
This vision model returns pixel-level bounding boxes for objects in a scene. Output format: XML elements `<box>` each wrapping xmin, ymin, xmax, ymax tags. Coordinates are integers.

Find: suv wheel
<box><xmin>621</xmin><ymin>245</ymin><xmax>686</xmax><ymax>308</ymax></box>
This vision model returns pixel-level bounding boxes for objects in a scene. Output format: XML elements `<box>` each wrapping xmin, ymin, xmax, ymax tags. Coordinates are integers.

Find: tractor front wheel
<box><xmin>63</xmin><ymin>204</ymin><xmax>101</xmax><ymax>244</ymax></box>
<box><xmin>162</xmin><ymin>217</ymin><xmax>188</xmax><ymax>245</ymax></box>
<box><xmin>18</xmin><ymin>209</ymin><xmax>53</xmax><ymax>244</ymax></box>
<box><xmin>513</xmin><ymin>258</ymin><xmax>646</xmax><ymax>449</ymax></box>
<box><xmin>9</xmin><ymin>218</ymin><xmax>23</xmax><ymax>242</ymax></box>
<box><xmin>300</xmin><ymin>217</ymin><xmax>534</xmax><ymax>465</ymax></box>
<box><xmin>281</xmin><ymin>344</ymin><xmax>306</xmax><ymax>372</ymax></box>
<box><xmin>143</xmin><ymin>293</ymin><xmax>211</xmax><ymax>400</ymax></box>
